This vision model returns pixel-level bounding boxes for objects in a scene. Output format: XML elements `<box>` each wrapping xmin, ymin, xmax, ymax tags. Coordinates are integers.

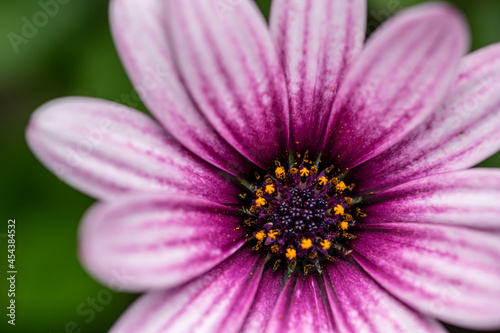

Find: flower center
<box><xmin>242</xmin><ymin>153</ymin><xmax>365</xmax><ymax>275</ymax></box>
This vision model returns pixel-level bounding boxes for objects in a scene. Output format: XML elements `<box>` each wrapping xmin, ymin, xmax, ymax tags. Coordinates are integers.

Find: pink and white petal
<box><xmin>110</xmin><ymin>247</ymin><xmax>265</xmax><ymax>333</ymax></box>
<box><xmin>322</xmin><ymin>3</ymin><xmax>469</xmax><ymax>169</ymax></box>
<box><xmin>26</xmin><ymin>97</ymin><xmax>242</xmax><ymax>203</ymax></box>
<box><xmin>352</xmin><ymin>223</ymin><xmax>500</xmax><ymax>330</ymax></box>
<box><xmin>241</xmin><ymin>266</ymin><xmax>283</xmax><ymax>333</ymax></box>
<box><xmin>79</xmin><ymin>193</ymin><xmax>248</xmax><ymax>292</ymax></box>
<box><xmin>360</xmin><ymin>169</ymin><xmax>500</xmax><ymax>230</ymax></box>
<box><xmin>266</xmin><ymin>273</ymin><xmax>335</xmax><ymax>333</ymax></box>
<box><xmin>165</xmin><ymin>0</ymin><xmax>289</xmax><ymax>169</ymax></box>
<box><xmin>352</xmin><ymin>43</ymin><xmax>500</xmax><ymax>193</ymax></box>
<box><xmin>323</xmin><ymin>258</ymin><xmax>447</xmax><ymax>333</ymax></box>
<box><xmin>270</xmin><ymin>0</ymin><xmax>366</xmax><ymax>156</ymax></box>
<box><xmin>111</xmin><ymin>0</ymin><xmax>255</xmax><ymax>178</ymax></box>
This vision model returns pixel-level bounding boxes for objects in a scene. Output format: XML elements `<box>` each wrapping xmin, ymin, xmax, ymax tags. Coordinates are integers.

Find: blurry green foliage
<box><xmin>0</xmin><ymin>0</ymin><xmax>499</xmax><ymax>332</ymax></box>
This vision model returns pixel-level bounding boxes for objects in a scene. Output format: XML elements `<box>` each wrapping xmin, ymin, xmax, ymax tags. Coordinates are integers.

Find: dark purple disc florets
<box><xmin>242</xmin><ymin>154</ymin><xmax>365</xmax><ymax>274</ymax></box>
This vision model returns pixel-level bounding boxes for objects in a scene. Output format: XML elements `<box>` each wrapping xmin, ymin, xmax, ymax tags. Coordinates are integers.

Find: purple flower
<box><xmin>26</xmin><ymin>0</ymin><xmax>500</xmax><ymax>332</ymax></box>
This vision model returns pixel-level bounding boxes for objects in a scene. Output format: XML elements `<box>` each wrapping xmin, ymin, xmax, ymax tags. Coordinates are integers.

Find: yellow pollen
<box><xmin>256</xmin><ymin>189</ymin><xmax>264</xmax><ymax>197</ymax></box>
<box><xmin>275</xmin><ymin>166</ymin><xmax>286</xmax><ymax>179</ymax></box>
<box><xmin>336</xmin><ymin>181</ymin><xmax>347</xmax><ymax>192</ymax></box>
<box><xmin>340</xmin><ymin>221</ymin><xmax>349</xmax><ymax>230</ymax></box>
<box><xmin>301</xmin><ymin>238</ymin><xmax>313</xmax><ymax>250</ymax></box>
<box><xmin>286</xmin><ymin>248</ymin><xmax>297</xmax><ymax>260</ymax></box>
<box><xmin>318</xmin><ymin>176</ymin><xmax>328</xmax><ymax>186</ymax></box>
<box><xmin>290</xmin><ymin>167</ymin><xmax>298</xmax><ymax>175</ymax></box>
<box><xmin>334</xmin><ymin>204</ymin><xmax>344</xmax><ymax>215</ymax></box>
<box><xmin>310</xmin><ymin>166</ymin><xmax>318</xmax><ymax>175</ymax></box>
<box><xmin>265</xmin><ymin>184</ymin><xmax>275</xmax><ymax>195</ymax></box>
<box><xmin>268</xmin><ymin>230</ymin><xmax>279</xmax><ymax>240</ymax></box>
<box><xmin>255</xmin><ymin>230</ymin><xmax>266</xmax><ymax>241</ymax></box>
<box><xmin>300</xmin><ymin>167</ymin><xmax>310</xmax><ymax>177</ymax></box>
<box><xmin>320</xmin><ymin>240</ymin><xmax>332</xmax><ymax>250</ymax></box>
<box><xmin>255</xmin><ymin>197</ymin><xmax>267</xmax><ymax>207</ymax></box>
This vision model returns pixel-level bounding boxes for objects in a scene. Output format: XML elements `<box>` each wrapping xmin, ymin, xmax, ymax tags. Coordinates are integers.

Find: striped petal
<box><xmin>323</xmin><ymin>258</ymin><xmax>447</xmax><ymax>333</ymax></box>
<box><xmin>165</xmin><ymin>0</ymin><xmax>289</xmax><ymax>169</ymax></box>
<box><xmin>352</xmin><ymin>43</ymin><xmax>500</xmax><ymax>193</ymax></box>
<box><xmin>269</xmin><ymin>0</ymin><xmax>366</xmax><ymax>157</ymax></box>
<box><xmin>79</xmin><ymin>193</ymin><xmax>247</xmax><ymax>291</ymax></box>
<box><xmin>111</xmin><ymin>0</ymin><xmax>255</xmax><ymax>178</ymax></box>
<box><xmin>322</xmin><ymin>3</ymin><xmax>469</xmax><ymax>169</ymax></box>
<box><xmin>266</xmin><ymin>273</ymin><xmax>335</xmax><ymax>333</ymax></box>
<box><xmin>360</xmin><ymin>169</ymin><xmax>500</xmax><ymax>230</ymax></box>
<box><xmin>241</xmin><ymin>266</ymin><xmax>283</xmax><ymax>333</ymax></box>
<box><xmin>26</xmin><ymin>97</ymin><xmax>242</xmax><ymax>203</ymax></box>
<box><xmin>352</xmin><ymin>223</ymin><xmax>500</xmax><ymax>329</ymax></box>
<box><xmin>110</xmin><ymin>247</ymin><xmax>265</xmax><ymax>333</ymax></box>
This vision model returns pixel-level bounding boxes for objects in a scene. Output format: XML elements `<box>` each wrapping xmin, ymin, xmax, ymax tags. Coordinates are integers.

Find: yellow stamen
<box><xmin>336</xmin><ymin>181</ymin><xmax>346</xmax><ymax>192</ymax></box>
<box><xmin>268</xmin><ymin>230</ymin><xmax>279</xmax><ymax>240</ymax></box>
<box><xmin>356</xmin><ymin>207</ymin><xmax>367</xmax><ymax>217</ymax></box>
<box><xmin>318</xmin><ymin>176</ymin><xmax>328</xmax><ymax>186</ymax></box>
<box><xmin>255</xmin><ymin>230</ymin><xmax>266</xmax><ymax>241</ymax></box>
<box><xmin>340</xmin><ymin>221</ymin><xmax>349</xmax><ymax>230</ymax></box>
<box><xmin>256</xmin><ymin>189</ymin><xmax>264</xmax><ymax>197</ymax></box>
<box><xmin>265</xmin><ymin>184</ymin><xmax>275</xmax><ymax>195</ymax></box>
<box><xmin>300</xmin><ymin>167</ymin><xmax>310</xmax><ymax>177</ymax></box>
<box><xmin>320</xmin><ymin>239</ymin><xmax>332</xmax><ymax>250</ymax></box>
<box><xmin>301</xmin><ymin>238</ymin><xmax>313</xmax><ymax>250</ymax></box>
<box><xmin>329</xmin><ymin>177</ymin><xmax>339</xmax><ymax>186</ymax></box>
<box><xmin>275</xmin><ymin>166</ymin><xmax>286</xmax><ymax>179</ymax></box>
<box><xmin>334</xmin><ymin>204</ymin><xmax>344</xmax><ymax>215</ymax></box>
<box><xmin>290</xmin><ymin>167</ymin><xmax>298</xmax><ymax>175</ymax></box>
<box><xmin>310</xmin><ymin>166</ymin><xmax>318</xmax><ymax>175</ymax></box>
<box><xmin>255</xmin><ymin>197</ymin><xmax>267</xmax><ymax>207</ymax></box>
<box><xmin>286</xmin><ymin>248</ymin><xmax>297</xmax><ymax>260</ymax></box>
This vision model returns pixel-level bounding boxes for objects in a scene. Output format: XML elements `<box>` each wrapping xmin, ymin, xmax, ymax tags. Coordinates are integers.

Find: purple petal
<box><xmin>241</xmin><ymin>266</ymin><xmax>283</xmax><ymax>333</ymax></box>
<box><xmin>322</xmin><ymin>3</ymin><xmax>469</xmax><ymax>169</ymax></box>
<box><xmin>266</xmin><ymin>273</ymin><xmax>335</xmax><ymax>333</ymax></box>
<box><xmin>360</xmin><ymin>169</ymin><xmax>500</xmax><ymax>230</ymax></box>
<box><xmin>352</xmin><ymin>223</ymin><xmax>500</xmax><ymax>329</ymax></box>
<box><xmin>26</xmin><ymin>97</ymin><xmax>242</xmax><ymax>203</ymax></box>
<box><xmin>79</xmin><ymin>193</ymin><xmax>248</xmax><ymax>292</ymax></box>
<box><xmin>110</xmin><ymin>247</ymin><xmax>265</xmax><ymax>333</ymax></box>
<box><xmin>111</xmin><ymin>0</ymin><xmax>255</xmax><ymax>178</ymax></box>
<box><xmin>164</xmin><ymin>0</ymin><xmax>289</xmax><ymax>169</ymax></box>
<box><xmin>323</xmin><ymin>258</ymin><xmax>447</xmax><ymax>333</ymax></box>
<box><xmin>352</xmin><ymin>43</ymin><xmax>500</xmax><ymax>193</ymax></box>
<box><xmin>269</xmin><ymin>0</ymin><xmax>366</xmax><ymax>157</ymax></box>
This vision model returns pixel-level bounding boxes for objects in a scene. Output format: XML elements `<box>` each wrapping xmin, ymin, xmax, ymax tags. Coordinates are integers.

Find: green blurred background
<box><xmin>1</xmin><ymin>0</ymin><xmax>499</xmax><ymax>332</ymax></box>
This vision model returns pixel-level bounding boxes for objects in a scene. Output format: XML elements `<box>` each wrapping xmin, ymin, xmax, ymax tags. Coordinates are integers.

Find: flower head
<box><xmin>26</xmin><ymin>0</ymin><xmax>500</xmax><ymax>332</ymax></box>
